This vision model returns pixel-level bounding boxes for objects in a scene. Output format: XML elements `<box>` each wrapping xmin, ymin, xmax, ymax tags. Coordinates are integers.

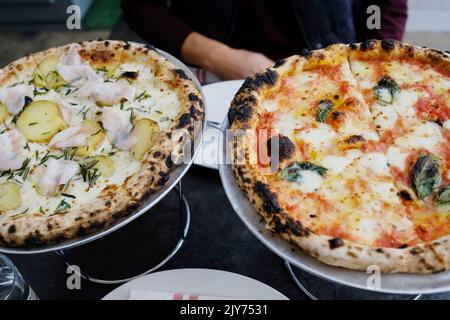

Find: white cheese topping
<box><xmin>357</xmin><ymin>152</ymin><xmax>390</xmax><ymax>175</ymax></box>
<box><xmin>320</xmin><ymin>150</ymin><xmax>362</xmax><ymax>175</ymax></box>
<box><xmin>392</xmin><ymin>90</ymin><xmax>418</xmax><ymax>122</ymax></box>
<box><xmin>386</xmin><ymin>146</ymin><xmax>409</xmax><ymax>170</ymax></box>
<box><xmin>443</xmin><ymin>119</ymin><xmax>450</xmax><ymax>130</ymax></box>
<box><xmin>290</xmin><ymin>170</ymin><xmax>324</xmax><ymax>194</ymax></box>
<box><xmin>372</xmin><ymin>104</ymin><xmax>398</xmax><ymax>131</ymax></box>
<box><xmin>395</xmin><ymin>121</ymin><xmax>443</xmax><ymax>153</ymax></box>
<box><xmin>296</xmin><ymin>123</ymin><xmax>336</xmax><ymax>152</ymax></box>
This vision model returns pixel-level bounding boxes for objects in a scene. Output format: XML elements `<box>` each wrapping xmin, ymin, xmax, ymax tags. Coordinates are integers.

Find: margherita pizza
<box><xmin>229</xmin><ymin>39</ymin><xmax>450</xmax><ymax>273</ymax></box>
<box><xmin>0</xmin><ymin>40</ymin><xmax>203</xmax><ymax>247</ymax></box>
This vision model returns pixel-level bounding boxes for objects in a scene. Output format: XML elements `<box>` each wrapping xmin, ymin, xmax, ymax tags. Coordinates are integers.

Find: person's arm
<box><xmin>181</xmin><ymin>32</ymin><xmax>274</xmax><ymax>80</ymax></box>
<box><xmin>121</xmin><ymin>0</ymin><xmax>274</xmax><ymax>80</ymax></box>
<box><xmin>354</xmin><ymin>0</ymin><xmax>408</xmax><ymax>41</ymax></box>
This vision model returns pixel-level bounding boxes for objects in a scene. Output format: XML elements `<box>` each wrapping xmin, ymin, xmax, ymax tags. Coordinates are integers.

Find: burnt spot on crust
<box><xmin>176</xmin><ymin>113</ymin><xmax>191</xmax><ymax>128</ymax></box>
<box><xmin>345</xmin><ymin>135</ymin><xmax>365</xmax><ymax>144</ymax></box>
<box><xmin>173</xmin><ymin>68</ymin><xmax>190</xmax><ymax>80</ymax></box>
<box><xmin>7</xmin><ymin>225</ymin><xmax>16</xmax><ymax>234</ymax></box>
<box><xmin>241</xmin><ymin>69</ymin><xmax>278</xmax><ymax>92</ymax></box>
<box><xmin>158</xmin><ymin>171</ymin><xmax>170</xmax><ymax>186</ymax></box>
<box><xmin>381</xmin><ymin>39</ymin><xmax>396</xmax><ymax>52</ymax></box>
<box><xmin>300</xmin><ymin>48</ymin><xmax>312</xmax><ymax>57</ymax></box>
<box><xmin>24</xmin><ymin>235</ymin><xmax>44</xmax><ymax>247</ymax></box>
<box><xmin>123</xmin><ymin>42</ymin><xmax>131</xmax><ymax>50</ymax></box>
<box><xmin>285</xmin><ymin>218</ymin><xmax>309</xmax><ymax>237</ymax></box>
<box><xmin>397</xmin><ymin>190</ymin><xmax>413</xmax><ymax>201</ymax></box>
<box><xmin>153</xmin><ymin>151</ymin><xmax>162</xmax><ymax>158</ymax></box>
<box><xmin>254</xmin><ymin>182</ymin><xmax>282</xmax><ymax>214</ymax></box>
<box><xmin>104</xmin><ymin>40</ymin><xmax>110</xmax><ymax>47</ymax></box>
<box><xmin>228</xmin><ymin>105</ymin><xmax>253</xmax><ymax>125</ymax></box>
<box><xmin>188</xmin><ymin>93</ymin><xmax>201</xmax><ymax>102</ymax></box>
<box><xmin>360</xmin><ymin>39</ymin><xmax>376</xmax><ymax>51</ymax></box>
<box><xmin>121</xmin><ymin>71</ymin><xmax>139</xmax><ymax>80</ymax></box>
<box><xmin>328</xmin><ymin>237</ymin><xmax>345</xmax><ymax>249</ymax></box>
<box><xmin>410</xmin><ymin>247</ymin><xmax>424</xmax><ymax>255</ymax></box>
<box><xmin>349</xmin><ymin>43</ymin><xmax>358</xmax><ymax>50</ymax></box>
<box><xmin>274</xmin><ymin>59</ymin><xmax>286</xmax><ymax>68</ymax></box>
<box><xmin>266</xmin><ymin>134</ymin><xmax>295</xmax><ymax>161</ymax></box>
<box><xmin>165</xmin><ymin>155</ymin><xmax>174</xmax><ymax>169</ymax></box>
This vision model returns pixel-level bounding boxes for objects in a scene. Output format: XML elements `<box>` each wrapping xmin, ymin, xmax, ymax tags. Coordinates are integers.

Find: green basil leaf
<box><xmin>412</xmin><ymin>154</ymin><xmax>441</xmax><ymax>199</ymax></box>
<box><xmin>281</xmin><ymin>162</ymin><xmax>328</xmax><ymax>183</ymax></box>
<box><xmin>438</xmin><ymin>185</ymin><xmax>450</xmax><ymax>204</ymax></box>
<box><xmin>316</xmin><ymin>99</ymin><xmax>334</xmax><ymax>122</ymax></box>
<box><xmin>373</xmin><ymin>76</ymin><xmax>400</xmax><ymax>105</ymax></box>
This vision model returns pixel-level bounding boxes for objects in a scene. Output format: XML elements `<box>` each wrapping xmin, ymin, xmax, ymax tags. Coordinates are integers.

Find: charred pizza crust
<box><xmin>0</xmin><ymin>41</ymin><xmax>204</xmax><ymax>247</ymax></box>
<box><xmin>229</xmin><ymin>40</ymin><xmax>450</xmax><ymax>273</ymax></box>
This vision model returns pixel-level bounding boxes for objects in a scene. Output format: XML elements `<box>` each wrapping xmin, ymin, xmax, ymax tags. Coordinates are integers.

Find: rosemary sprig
<box><xmin>54</xmin><ymin>199</ymin><xmax>71</xmax><ymax>214</ymax></box>
<box><xmin>79</xmin><ymin>160</ymin><xmax>101</xmax><ymax>190</ymax></box>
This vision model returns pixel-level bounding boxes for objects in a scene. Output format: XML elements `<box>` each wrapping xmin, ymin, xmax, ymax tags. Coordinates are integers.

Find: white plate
<box><xmin>102</xmin><ymin>268</ymin><xmax>288</xmax><ymax>300</ymax></box>
<box><xmin>194</xmin><ymin>80</ymin><xmax>244</xmax><ymax>170</ymax></box>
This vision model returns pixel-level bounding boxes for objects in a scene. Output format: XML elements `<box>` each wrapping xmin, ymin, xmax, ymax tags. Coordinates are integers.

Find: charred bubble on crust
<box><xmin>328</xmin><ymin>237</ymin><xmax>345</xmax><ymax>249</ymax></box>
<box><xmin>24</xmin><ymin>235</ymin><xmax>44</xmax><ymax>247</ymax></box>
<box><xmin>286</xmin><ymin>219</ymin><xmax>309</xmax><ymax>237</ymax></box>
<box><xmin>158</xmin><ymin>171</ymin><xmax>170</xmax><ymax>185</ymax></box>
<box><xmin>274</xmin><ymin>59</ymin><xmax>286</xmax><ymax>68</ymax></box>
<box><xmin>165</xmin><ymin>155</ymin><xmax>174</xmax><ymax>169</ymax></box>
<box><xmin>123</xmin><ymin>42</ymin><xmax>131</xmax><ymax>50</ymax></box>
<box><xmin>176</xmin><ymin>113</ymin><xmax>191</xmax><ymax>128</ymax></box>
<box><xmin>254</xmin><ymin>182</ymin><xmax>282</xmax><ymax>214</ymax></box>
<box><xmin>104</xmin><ymin>40</ymin><xmax>110</xmax><ymax>47</ymax></box>
<box><xmin>188</xmin><ymin>92</ymin><xmax>200</xmax><ymax>101</ymax></box>
<box><xmin>266</xmin><ymin>134</ymin><xmax>295</xmax><ymax>161</ymax></box>
<box><xmin>174</xmin><ymin>68</ymin><xmax>190</xmax><ymax>80</ymax></box>
<box><xmin>360</xmin><ymin>39</ymin><xmax>376</xmax><ymax>51</ymax></box>
<box><xmin>7</xmin><ymin>225</ymin><xmax>16</xmax><ymax>234</ymax></box>
<box><xmin>300</xmin><ymin>48</ymin><xmax>312</xmax><ymax>57</ymax></box>
<box><xmin>398</xmin><ymin>189</ymin><xmax>413</xmax><ymax>201</ymax></box>
<box><xmin>228</xmin><ymin>105</ymin><xmax>253</xmax><ymax>125</ymax></box>
<box><xmin>381</xmin><ymin>39</ymin><xmax>396</xmax><ymax>52</ymax></box>
<box><xmin>410</xmin><ymin>247</ymin><xmax>424</xmax><ymax>255</ymax></box>
<box><xmin>241</xmin><ymin>69</ymin><xmax>278</xmax><ymax>91</ymax></box>
<box><xmin>349</xmin><ymin>43</ymin><xmax>358</xmax><ymax>50</ymax></box>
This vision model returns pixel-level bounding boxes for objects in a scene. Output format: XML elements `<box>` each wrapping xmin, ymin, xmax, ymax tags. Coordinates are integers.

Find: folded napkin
<box><xmin>128</xmin><ymin>289</ymin><xmax>249</xmax><ymax>300</ymax></box>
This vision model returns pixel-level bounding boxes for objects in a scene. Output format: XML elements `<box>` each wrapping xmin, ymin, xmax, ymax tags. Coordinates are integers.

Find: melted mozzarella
<box><xmin>56</xmin><ymin>44</ymin><xmax>101</xmax><ymax>85</ymax></box>
<box><xmin>0</xmin><ymin>129</ymin><xmax>25</xmax><ymax>171</ymax></box>
<box><xmin>320</xmin><ymin>150</ymin><xmax>362</xmax><ymax>175</ymax></box>
<box><xmin>78</xmin><ymin>80</ymin><xmax>135</xmax><ymax>105</ymax></box>
<box><xmin>101</xmin><ymin>108</ymin><xmax>137</xmax><ymax>150</ymax></box>
<box><xmin>443</xmin><ymin>120</ymin><xmax>450</xmax><ymax>130</ymax></box>
<box><xmin>372</xmin><ymin>104</ymin><xmax>398</xmax><ymax>131</ymax></box>
<box><xmin>395</xmin><ymin>121</ymin><xmax>443</xmax><ymax>153</ymax></box>
<box><xmin>0</xmin><ymin>84</ymin><xmax>33</xmax><ymax>114</ymax></box>
<box><xmin>386</xmin><ymin>146</ymin><xmax>409</xmax><ymax>170</ymax></box>
<box><xmin>37</xmin><ymin>158</ymin><xmax>79</xmax><ymax>196</ymax></box>
<box><xmin>357</xmin><ymin>152</ymin><xmax>389</xmax><ymax>175</ymax></box>
<box><xmin>392</xmin><ymin>90</ymin><xmax>418</xmax><ymax>122</ymax></box>
<box><xmin>296</xmin><ymin>123</ymin><xmax>336</xmax><ymax>152</ymax></box>
<box><xmin>289</xmin><ymin>170</ymin><xmax>323</xmax><ymax>194</ymax></box>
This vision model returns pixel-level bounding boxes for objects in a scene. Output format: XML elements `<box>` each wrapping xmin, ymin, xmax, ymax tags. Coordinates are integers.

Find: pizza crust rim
<box><xmin>229</xmin><ymin>39</ymin><xmax>450</xmax><ymax>274</ymax></box>
<box><xmin>0</xmin><ymin>40</ymin><xmax>204</xmax><ymax>247</ymax></box>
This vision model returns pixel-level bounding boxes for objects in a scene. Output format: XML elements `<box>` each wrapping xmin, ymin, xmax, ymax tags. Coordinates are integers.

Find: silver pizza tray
<box><xmin>218</xmin><ymin>118</ymin><xmax>450</xmax><ymax>295</ymax></box>
<box><xmin>0</xmin><ymin>46</ymin><xmax>205</xmax><ymax>255</ymax></box>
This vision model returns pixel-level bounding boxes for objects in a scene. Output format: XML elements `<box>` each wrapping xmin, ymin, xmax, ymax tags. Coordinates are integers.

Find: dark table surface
<box><xmin>7</xmin><ymin>166</ymin><xmax>450</xmax><ymax>300</ymax></box>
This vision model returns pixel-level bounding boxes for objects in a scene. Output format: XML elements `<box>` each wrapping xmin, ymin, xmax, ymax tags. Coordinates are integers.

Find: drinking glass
<box><xmin>0</xmin><ymin>254</ymin><xmax>38</xmax><ymax>300</ymax></box>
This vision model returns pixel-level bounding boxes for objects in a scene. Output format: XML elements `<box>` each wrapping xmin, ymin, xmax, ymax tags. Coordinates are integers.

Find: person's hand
<box><xmin>181</xmin><ymin>32</ymin><xmax>274</xmax><ymax>80</ymax></box>
<box><xmin>208</xmin><ymin>48</ymin><xmax>274</xmax><ymax>80</ymax></box>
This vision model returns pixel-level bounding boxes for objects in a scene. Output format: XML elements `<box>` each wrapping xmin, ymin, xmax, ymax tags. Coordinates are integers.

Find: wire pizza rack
<box><xmin>54</xmin><ymin>181</ymin><xmax>190</xmax><ymax>285</ymax></box>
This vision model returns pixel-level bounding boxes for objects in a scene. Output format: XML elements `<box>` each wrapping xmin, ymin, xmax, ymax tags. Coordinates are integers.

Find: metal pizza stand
<box><xmin>0</xmin><ymin>47</ymin><xmax>205</xmax><ymax>285</ymax></box>
<box><xmin>218</xmin><ymin>118</ymin><xmax>450</xmax><ymax>299</ymax></box>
